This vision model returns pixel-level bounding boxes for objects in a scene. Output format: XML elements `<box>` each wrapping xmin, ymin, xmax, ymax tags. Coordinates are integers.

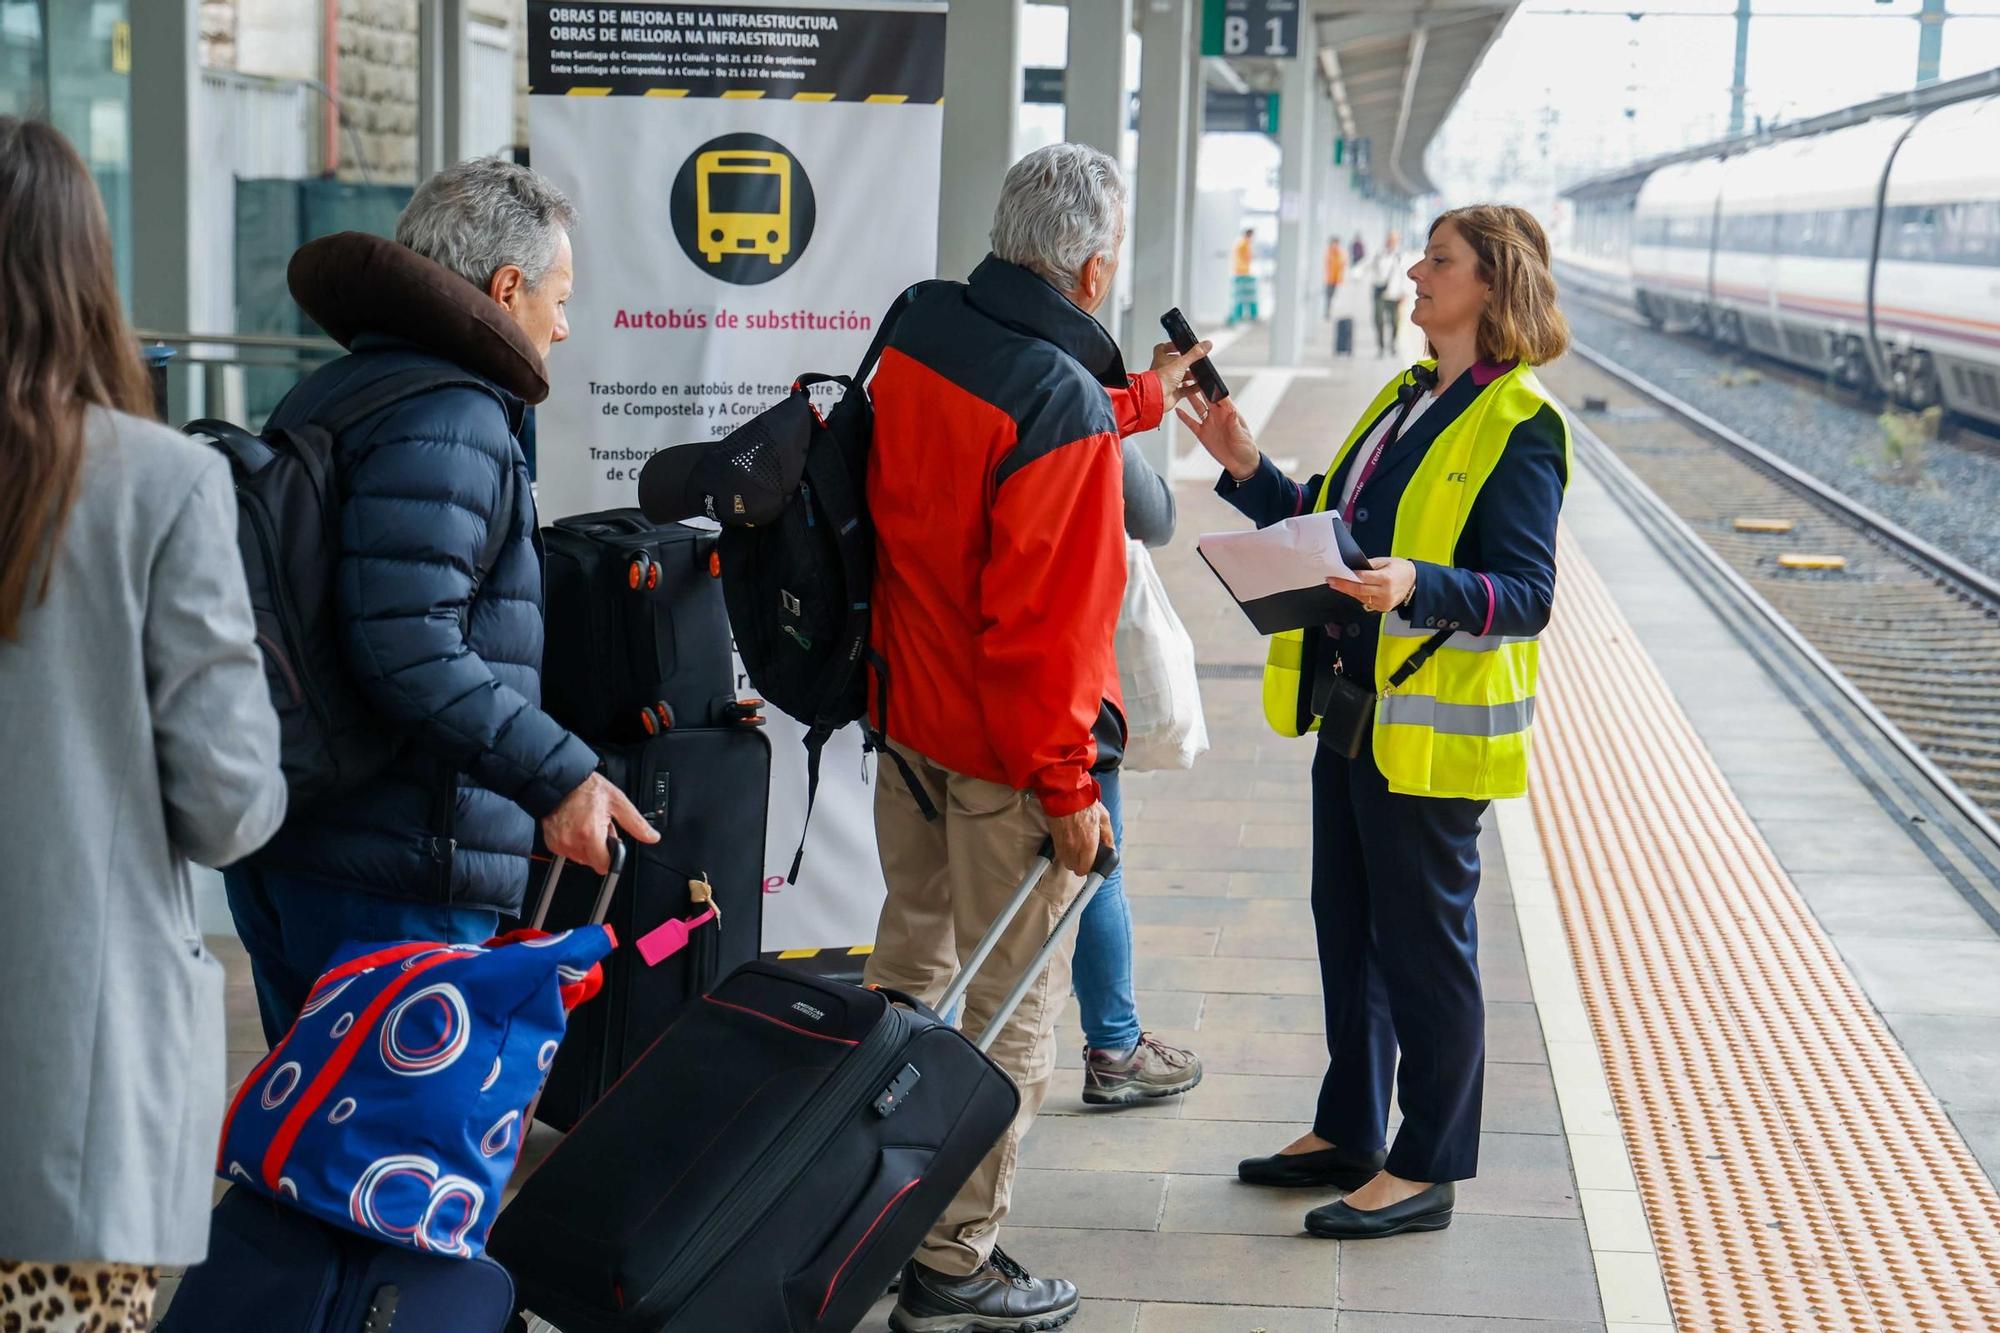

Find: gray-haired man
<box><xmin>864</xmin><ymin>143</ymin><xmax>1209</xmax><ymax>1332</ymax></box>
<box><xmin>223</xmin><ymin>157</ymin><xmax>657</xmax><ymax>1044</ymax></box>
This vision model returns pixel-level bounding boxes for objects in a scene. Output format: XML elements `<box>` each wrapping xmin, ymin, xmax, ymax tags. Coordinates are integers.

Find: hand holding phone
<box><xmin>1161</xmin><ymin>308</ymin><xmax>1229</xmax><ymax>403</ymax></box>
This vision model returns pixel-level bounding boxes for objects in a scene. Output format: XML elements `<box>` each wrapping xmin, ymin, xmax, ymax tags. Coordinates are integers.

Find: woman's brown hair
<box><xmin>1428</xmin><ymin>204</ymin><xmax>1570</xmax><ymax>367</ymax></box>
<box><xmin>0</xmin><ymin>117</ymin><xmax>153</xmax><ymax>640</ymax></box>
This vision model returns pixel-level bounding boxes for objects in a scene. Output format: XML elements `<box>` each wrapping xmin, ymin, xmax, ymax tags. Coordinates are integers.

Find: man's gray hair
<box><xmin>396</xmin><ymin>157</ymin><xmax>577</xmax><ymax>290</ymax></box>
<box><xmin>990</xmin><ymin>143</ymin><xmax>1125</xmax><ymax>289</ymax></box>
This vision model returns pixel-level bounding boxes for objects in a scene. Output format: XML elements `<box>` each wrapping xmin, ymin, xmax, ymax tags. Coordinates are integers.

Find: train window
<box><xmin>1938</xmin><ymin>200</ymin><xmax>2000</xmax><ymax>265</ymax></box>
<box><xmin>1888</xmin><ymin>205</ymin><xmax>1939</xmax><ymax>263</ymax></box>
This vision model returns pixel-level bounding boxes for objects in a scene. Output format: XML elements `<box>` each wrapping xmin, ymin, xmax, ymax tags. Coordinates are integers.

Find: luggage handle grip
<box><xmin>528</xmin><ymin>835</ymin><xmax>629</xmax><ymax>931</ymax></box>
<box><xmin>522</xmin><ymin>836</ymin><xmax>626</xmax><ymax>1131</ymax></box>
<box><xmin>870</xmin><ymin>984</ymin><xmax>945</xmax><ymax>1026</ymax></box>
<box><xmin>930</xmin><ymin>837</ymin><xmax>1120</xmax><ymax>1051</ymax></box>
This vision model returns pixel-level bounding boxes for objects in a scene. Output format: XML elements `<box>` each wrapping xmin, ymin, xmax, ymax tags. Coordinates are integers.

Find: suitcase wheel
<box><xmin>640</xmin><ymin>701</ymin><xmax>675</xmax><ymax>735</ymax></box>
<box><xmin>627</xmin><ymin>550</ymin><xmax>659</xmax><ymax>591</ymax></box>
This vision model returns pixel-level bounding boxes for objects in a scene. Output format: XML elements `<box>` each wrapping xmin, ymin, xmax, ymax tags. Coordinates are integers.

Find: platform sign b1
<box><xmin>1202</xmin><ymin>0</ymin><xmax>1300</xmax><ymax>60</ymax></box>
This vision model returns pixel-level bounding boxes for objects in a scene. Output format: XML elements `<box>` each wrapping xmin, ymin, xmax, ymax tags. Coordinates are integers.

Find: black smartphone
<box><xmin>1160</xmin><ymin>307</ymin><xmax>1230</xmax><ymax>403</ymax></box>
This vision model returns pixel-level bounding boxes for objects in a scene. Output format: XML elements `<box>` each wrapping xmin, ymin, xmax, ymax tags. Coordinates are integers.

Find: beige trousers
<box><xmin>863</xmin><ymin>742</ymin><xmax>1084</xmax><ymax>1277</ymax></box>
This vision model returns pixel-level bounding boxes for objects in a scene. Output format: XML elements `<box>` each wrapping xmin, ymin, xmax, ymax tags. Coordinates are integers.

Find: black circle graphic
<box><xmin>669</xmin><ymin>132</ymin><xmax>816</xmax><ymax>286</ymax></box>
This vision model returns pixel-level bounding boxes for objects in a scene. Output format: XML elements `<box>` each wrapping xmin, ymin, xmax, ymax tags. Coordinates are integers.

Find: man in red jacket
<box><xmin>865</xmin><ymin>143</ymin><xmax>1209</xmax><ymax>1332</ymax></box>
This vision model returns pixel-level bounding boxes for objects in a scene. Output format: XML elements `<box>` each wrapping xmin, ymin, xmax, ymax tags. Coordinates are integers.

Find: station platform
<box><xmin>180</xmin><ymin>305</ymin><xmax>2000</xmax><ymax>1331</ymax></box>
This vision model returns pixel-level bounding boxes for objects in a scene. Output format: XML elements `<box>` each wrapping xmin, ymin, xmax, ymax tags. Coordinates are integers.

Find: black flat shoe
<box><xmin>1236</xmin><ymin>1143</ymin><xmax>1387</xmax><ymax>1190</ymax></box>
<box><xmin>1304</xmin><ymin>1181</ymin><xmax>1455</xmax><ymax>1240</ymax></box>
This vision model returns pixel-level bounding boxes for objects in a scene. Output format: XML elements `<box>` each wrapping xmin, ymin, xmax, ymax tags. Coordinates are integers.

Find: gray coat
<box><xmin>0</xmin><ymin>408</ymin><xmax>286</xmax><ymax>1264</ymax></box>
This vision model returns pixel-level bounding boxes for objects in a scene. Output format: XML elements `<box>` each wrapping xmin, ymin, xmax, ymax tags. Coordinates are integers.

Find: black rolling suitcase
<box><xmin>491</xmin><ymin>841</ymin><xmax>1119</xmax><ymax>1333</ymax></box>
<box><xmin>542</xmin><ymin>509</ymin><xmax>749</xmax><ymax>740</ymax></box>
<box><xmin>532</xmin><ymin>724</ymin><xmax>773</xmax><ymax>1129</ymax></box>
<box><xmin>1335</xmin><ymin>316</ymin><xmax>1355</xmax><ymax>356</ymax></box>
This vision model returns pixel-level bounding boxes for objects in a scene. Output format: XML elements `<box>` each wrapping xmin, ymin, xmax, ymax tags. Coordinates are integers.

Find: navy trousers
<box><xmin>1310</xmin><ymin>741</ymin><xmax>1488</xmax><ymax>1182</ymax></box>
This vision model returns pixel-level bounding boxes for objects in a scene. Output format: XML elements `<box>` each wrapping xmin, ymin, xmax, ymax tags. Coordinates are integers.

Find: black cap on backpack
<box><xmin>638</xmin><ymin>391</ymin><xmax>813</xmax><ymax>527</ymax></box>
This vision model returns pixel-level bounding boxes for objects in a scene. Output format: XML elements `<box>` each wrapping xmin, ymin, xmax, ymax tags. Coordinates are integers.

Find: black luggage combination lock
<box><xmin>873</xmin><ymin>1063</ymin><xmax>923</xmax><ymax>1118</ymax></box>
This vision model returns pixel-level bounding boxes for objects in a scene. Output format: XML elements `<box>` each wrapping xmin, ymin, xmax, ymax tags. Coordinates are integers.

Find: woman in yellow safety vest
<box><xmin>1178</xmin><ymin>205</ymin><xmax>1571</xmax><ymax>1240</ymax></box>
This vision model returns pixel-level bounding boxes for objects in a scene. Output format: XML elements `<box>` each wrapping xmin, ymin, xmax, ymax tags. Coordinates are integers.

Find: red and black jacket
<box><xmin>866</xmin><ymin>256</ymin><xmax>1165</xmax><ymax>817</ymax></box>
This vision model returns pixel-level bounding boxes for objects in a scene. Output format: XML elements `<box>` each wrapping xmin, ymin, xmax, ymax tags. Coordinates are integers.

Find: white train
<box><xmin>1618</xmin><ymin>92</ymin><xmax>2000</xmax><ymax>429</ymax></box>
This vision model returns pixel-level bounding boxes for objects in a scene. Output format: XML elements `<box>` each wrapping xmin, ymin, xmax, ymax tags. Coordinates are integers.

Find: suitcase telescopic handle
<box><xmin>528</xmin><ymin>835</ymin><xmax>629</xmax><ymax>931</ymax></box>
<box><xmin>930</xmin><ymin>837</ymin><xmax>1121</xmax><ymax>1054</ymax></box>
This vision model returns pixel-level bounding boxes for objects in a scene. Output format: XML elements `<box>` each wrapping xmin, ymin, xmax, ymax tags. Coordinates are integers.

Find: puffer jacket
<box><xmin>245</xmin><ymin>333</ymin><xmax>597</xmax><ymax>914</ymax></box>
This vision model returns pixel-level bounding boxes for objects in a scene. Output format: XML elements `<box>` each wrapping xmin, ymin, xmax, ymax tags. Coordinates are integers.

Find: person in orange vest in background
<box><xmin>1324</xmin><ymin>234</ymin><xmax>1347</xmax><ymax>320</ymax></box>
<box><xmin>1228</xmin><ymin>227</ymin><xmax>1258</xmax><ymax>325</ymax></box>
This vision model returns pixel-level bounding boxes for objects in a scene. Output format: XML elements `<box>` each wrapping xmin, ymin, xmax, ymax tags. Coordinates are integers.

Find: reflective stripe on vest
<box><xmin>1259</xmin><ymin>361</ymin><xmax>1570</xmax><ymax>800</ymax></box>
<box><xmin>1375</xmin><ymin>694</ymin><xmax>1536</xmax><ymax>736</ymax></box>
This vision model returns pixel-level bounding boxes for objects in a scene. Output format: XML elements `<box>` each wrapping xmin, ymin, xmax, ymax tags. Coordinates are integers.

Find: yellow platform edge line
<box><xmin>776</xmin><ymin>948</ymin><xmax>817</xmax><ymax>959</ymax></box>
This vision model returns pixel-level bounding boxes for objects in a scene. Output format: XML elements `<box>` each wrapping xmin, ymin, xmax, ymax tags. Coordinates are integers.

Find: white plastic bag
<box><xmin>1116</xmin><ymin>540</ymin><xmax>1209</xmax><ymax>771</ymax></box>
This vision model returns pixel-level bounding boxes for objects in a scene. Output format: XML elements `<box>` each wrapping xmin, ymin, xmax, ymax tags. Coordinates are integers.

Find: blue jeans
<box><xmin>224</xmin><ymin>866</ymin><xmax>499</xmax><ymax>1046</ymax></box>
<box><xmin>1070</xmin><ymin>768</ymin><xmax>1141</xmax><ymax>1052</ymax></box>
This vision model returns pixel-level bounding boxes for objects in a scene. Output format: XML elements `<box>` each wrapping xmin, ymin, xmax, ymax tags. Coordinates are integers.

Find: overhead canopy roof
<box><xmin>1311</xmin><ymin>1</ymin><xmax>1518</xmax><ymax>197</ymax></box>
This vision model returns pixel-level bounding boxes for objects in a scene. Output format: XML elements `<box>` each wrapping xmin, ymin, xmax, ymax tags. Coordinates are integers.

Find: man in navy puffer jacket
<box><xmin>224</xmin><ymin>159</ymin><xmax>658</xmax><ymax>1043</ymax></box>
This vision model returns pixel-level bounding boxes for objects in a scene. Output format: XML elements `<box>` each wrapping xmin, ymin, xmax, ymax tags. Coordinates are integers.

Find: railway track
<box><xmin>1540</xmin><ymin>343</ymin><xmax>2000</xmax><ymax>864</ymax></box>
<box><xmin>1561</xmin><ymin>283</ymin><xmax>2000</xmax><ymax>456</ymax></box>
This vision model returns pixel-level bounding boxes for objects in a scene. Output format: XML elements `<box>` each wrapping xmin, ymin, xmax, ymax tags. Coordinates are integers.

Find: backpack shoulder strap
<box><xmin>317</xmin><ymin>364</ymin><xmax>501</xmax><ymax>438</ymax></box>
<box><xmin>853</xmin><ymin>280</ymin><xmax>949</xmax><ymax>385</ymax></box>
<box><xmin>312</xmin><ymin>362</ymin><xmax>517</xmax><ymax>588</ymax></box>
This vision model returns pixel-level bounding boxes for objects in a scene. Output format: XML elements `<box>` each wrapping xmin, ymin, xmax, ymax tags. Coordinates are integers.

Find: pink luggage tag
<box><xmin>636</xmin><ymin>874</ymin><xmax>720</xmax><ymax>968</ymax></box>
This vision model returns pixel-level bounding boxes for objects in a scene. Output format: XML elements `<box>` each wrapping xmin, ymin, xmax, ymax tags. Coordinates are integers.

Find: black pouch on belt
<box><xmin>1312</xmin><ymin>659</ymin><xmax>1376</xmax><ymax>759</ymax></box>
<box><xmin>1311</xmin><ymin>625</ymin><xmax>1457</xmax><ymax>759</ymax></box>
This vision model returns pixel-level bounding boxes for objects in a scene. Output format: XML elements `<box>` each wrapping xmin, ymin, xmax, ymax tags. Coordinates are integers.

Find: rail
<box><xmin>136</xmin><ymin>329</ymin><xmax>342</xmax><ymax>428</ymax></box>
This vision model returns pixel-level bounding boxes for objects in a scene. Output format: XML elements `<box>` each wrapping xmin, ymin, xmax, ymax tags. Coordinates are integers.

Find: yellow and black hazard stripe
<box><xmin>763</xmin><ymin>943</ymin><xmax>873</xmax><ymax>980</ymax></box>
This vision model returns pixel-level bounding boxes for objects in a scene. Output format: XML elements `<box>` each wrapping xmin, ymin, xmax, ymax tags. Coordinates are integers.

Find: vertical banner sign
<box><xmin>529</xmin><ymin>1</ymin><xmax>946</xmax><ymax>956</ymax></box>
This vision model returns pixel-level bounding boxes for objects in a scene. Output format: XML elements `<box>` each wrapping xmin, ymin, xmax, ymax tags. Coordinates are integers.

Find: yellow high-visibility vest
<box><xmin>1260</xmin><ymin>360</ymin><xmax>1569</xmax><ymax>800</ymax></box>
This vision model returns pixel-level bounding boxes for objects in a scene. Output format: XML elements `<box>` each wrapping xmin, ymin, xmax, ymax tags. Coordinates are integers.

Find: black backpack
<box><xmin>716</xmin><ymin>282</ymin><xmax>940</xmax><ymax>878</ymax></box>
<box><xmin>186</xmin><ymin>366</ymin><xmax>513</xmax><ymax>808</ymax></box>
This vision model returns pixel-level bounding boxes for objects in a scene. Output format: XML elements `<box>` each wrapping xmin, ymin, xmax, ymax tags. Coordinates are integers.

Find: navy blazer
<box><xmin>1217</xmin><ymin>363</ymin><xmax>1567</xmax><ymax>688</ymax></box>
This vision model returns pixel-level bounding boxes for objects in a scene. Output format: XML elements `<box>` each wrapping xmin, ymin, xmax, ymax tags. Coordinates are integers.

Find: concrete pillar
<box><xmin>938</xmin><ymin>0</ymin><xmax>1024</xmax><ymax>280</ymax></box>
<box><xmin>417</xmin><ymin>0</ymin><xmax>472</xmax><ymax>179</ymax></box>
<box><xmin>1269</xmin><ymin>25</ymin><xmax>1316</xmax><ymax>366</ymax></box>
<box><xmin>1129</xmin><ymin>0</ymin><xmax>1194</xmax><ymax>475</ymax></box>
<box><xmin>1179</xmin><ymin>44</ymin><xmax>1204</xmax><ymax>300</ymax></box>
<box><xmin>130</xmin><ymin>0</ymin><xmax>198</xmax><ymax>420</ymax></box>
<box><xmin>1066</xmin><ymin>0</ymin><xmax>1131</xmax><ymax>161</ymax></box>
<box><xmin>1310</xmin><ymin>87</ymin><xmax>1337</xmax><ymax>328</ymax></box>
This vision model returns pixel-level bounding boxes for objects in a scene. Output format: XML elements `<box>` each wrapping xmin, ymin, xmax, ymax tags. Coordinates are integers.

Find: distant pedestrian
<box><xmin>1229</xmin><ymin>226</ymin><xmax>1259</xmax><ymax>325</ymax></box>
<box><xmin>1364</xmin><ymin>229</ymin><xmax>1410</xmax><ymax>356</ymax></box>
<box><xmin>1324</xmin><ymin>234</ymin><xmax>1347</xmax><ymax>320</ymax></box>
<box><xmin>0</xmin><ymin>117</ymin><xmax>287</xmax><ymax>1328</ymax></box>
<box><xmin>1350</xmin><ymin>236</ymin><xmax>1366</xmax><ymax>266</ymax></box>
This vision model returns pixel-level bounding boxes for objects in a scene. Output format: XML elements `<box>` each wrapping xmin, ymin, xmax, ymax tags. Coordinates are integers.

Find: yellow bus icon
<box><xmin>696</xmin><ymin>150</ymin><xmax>792</xmax><ymax>266</ymax></box>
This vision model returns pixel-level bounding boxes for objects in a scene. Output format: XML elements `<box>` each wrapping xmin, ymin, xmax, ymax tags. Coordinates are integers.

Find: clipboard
<box><xmin>1196</xmin><ymin>512</ymin><xmax>1371</xmax><ymax>636</ymax></box>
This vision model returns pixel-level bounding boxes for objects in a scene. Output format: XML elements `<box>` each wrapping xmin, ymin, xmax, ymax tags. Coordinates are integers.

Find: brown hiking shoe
<box><xmin>1082</xmin><ymin>1033</ymin><xmax>1203</xmax><ymax>1106</ymax></box>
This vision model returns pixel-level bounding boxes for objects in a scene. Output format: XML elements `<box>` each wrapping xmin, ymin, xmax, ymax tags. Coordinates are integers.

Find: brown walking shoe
<box><xmin>1082</xmin><ymin>1033</ymin><xmax>1203</xmax><ymax>1106</ymax></box>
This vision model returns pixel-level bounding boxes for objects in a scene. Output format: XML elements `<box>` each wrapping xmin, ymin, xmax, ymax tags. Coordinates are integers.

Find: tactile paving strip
<box><xmin>1531</xmin><ymin>529</ymin><xmax>2000</xmax><ymax>1331</ymax></box>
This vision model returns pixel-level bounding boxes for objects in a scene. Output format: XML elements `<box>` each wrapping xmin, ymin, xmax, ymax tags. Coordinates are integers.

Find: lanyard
<box><xmin>1340</xmin><ymin>388</ymin><xmax>1424</xmax><ymax>524</ymax></box>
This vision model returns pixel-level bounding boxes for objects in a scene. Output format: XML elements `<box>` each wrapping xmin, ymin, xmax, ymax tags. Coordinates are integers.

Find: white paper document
<box><xmin>1197</xmin><ymin>512</ymin><xmax>1365</xmax><ymax>601</ymax></box>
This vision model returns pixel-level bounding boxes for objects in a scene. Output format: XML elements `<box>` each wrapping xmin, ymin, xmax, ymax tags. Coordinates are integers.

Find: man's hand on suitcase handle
<box><xmin>1049</xmin><ymin>800</ymin><xmax>1116</xmax><ymax>879</ymax></box>
<box><xmin>544</xmin><ymin>772</ymin><xmax>661</xmax><ymax>873</ymax></box>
